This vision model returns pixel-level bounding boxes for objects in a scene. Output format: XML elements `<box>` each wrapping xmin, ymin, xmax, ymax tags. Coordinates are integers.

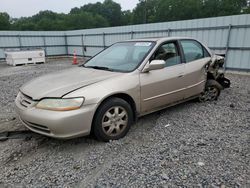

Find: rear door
<box><xmin>179</xmin><ymin>39</ymin><xmax>211</xmax><ymax>99</ymax></box>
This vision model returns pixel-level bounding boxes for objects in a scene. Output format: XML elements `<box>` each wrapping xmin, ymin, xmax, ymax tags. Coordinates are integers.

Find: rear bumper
<box><xmin>15</xmin><ymin>99</ymin><xmax>96</xmax><ymax>139</ymax></box>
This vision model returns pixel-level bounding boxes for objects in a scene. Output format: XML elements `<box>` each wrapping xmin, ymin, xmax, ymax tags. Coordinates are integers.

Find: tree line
<box><xmin>0</xmin><ymin>0</ymin><xmax>249</xmax><ymax>31</ymax></box>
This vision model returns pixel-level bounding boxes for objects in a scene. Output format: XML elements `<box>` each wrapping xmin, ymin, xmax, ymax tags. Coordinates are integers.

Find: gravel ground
<box><xmin>0</xmin><ymin>59</ymin><xmax>249</xmax><ymax>187</ymax></box>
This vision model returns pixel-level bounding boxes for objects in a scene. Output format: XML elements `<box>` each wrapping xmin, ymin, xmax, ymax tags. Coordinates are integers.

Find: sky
<box><xmin>0</xmin><ymin>0</ymin><xmax>139</xmax><ymax>18</ymax></box>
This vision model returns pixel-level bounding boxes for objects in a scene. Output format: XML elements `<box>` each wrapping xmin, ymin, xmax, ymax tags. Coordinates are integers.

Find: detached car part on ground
<box><xmin>15</xmin><ymin>37</ymin><xmax>230</xmax><ymax>142</ymax></box>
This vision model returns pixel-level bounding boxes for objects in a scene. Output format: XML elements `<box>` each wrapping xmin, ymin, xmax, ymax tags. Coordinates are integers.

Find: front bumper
<box><xmin>15</xmin><ymin>98</ymin><xmax>97</xmax><ymax>139</ymax></box>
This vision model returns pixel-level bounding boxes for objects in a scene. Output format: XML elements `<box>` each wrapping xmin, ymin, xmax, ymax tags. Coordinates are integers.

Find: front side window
<box><xmin>180</xmin><ymin>40</ymin><xmax>204</xmax><ymax>63</ymax></box>
<box><xmin>84</xmin><ymin>42</ymin><xmax>155</xmax><ymax>72</ymax></box>
<box><xmin>153</xmin><ymin>42</ymin><xmax>181</xmax><ymax>67</ymax></box>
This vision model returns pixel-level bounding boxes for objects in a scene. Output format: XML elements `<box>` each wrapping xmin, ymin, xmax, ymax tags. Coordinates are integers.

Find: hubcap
<box><xmin>102</xmin><ymin>106</ymin><xmax>128</xmax><ymax>137</ymax></box>
<box><xmin>200</xmin><ymin>86</ymin><xmax>219</xmax><ymax>102</ymax></box>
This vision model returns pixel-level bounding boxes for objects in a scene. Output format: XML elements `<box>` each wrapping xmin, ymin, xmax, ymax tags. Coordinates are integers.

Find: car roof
<box><xmin>123</xmin><ymin>37</ymin><xmax>194</xmax><ymax>43</ymax></box>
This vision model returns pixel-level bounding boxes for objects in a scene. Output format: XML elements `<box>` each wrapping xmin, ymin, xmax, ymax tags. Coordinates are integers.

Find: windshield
<box><xmin>84</xmin><ymin>41</ymin><xmax>155</xmax><ymax>72</ymax></box>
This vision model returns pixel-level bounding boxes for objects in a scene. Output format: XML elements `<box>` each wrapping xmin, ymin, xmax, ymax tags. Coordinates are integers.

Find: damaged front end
<box><xmin>207</xmin><ymin>55</ymin><xmax>231</xmax><ymax>89</ymax></box>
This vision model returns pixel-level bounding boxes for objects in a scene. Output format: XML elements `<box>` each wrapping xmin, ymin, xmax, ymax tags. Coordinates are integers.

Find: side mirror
<box><xmin>143</xmin><ymin>60</ymin><xmax>165</xmax><ymax>72</ymax></box>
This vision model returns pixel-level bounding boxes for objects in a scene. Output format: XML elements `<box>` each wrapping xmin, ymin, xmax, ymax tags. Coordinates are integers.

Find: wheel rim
<box><xmin>101</xmin><ymin>106</ymin><xmax>128</xmax><ymax>137</ymax></box>
<box><xmin>200</xmin><ymin>86</ymin><xmax>219</xmax><ymax>101</ymax></box>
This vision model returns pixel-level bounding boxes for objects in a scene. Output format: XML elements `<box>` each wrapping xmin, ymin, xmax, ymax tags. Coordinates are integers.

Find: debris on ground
<box><xmin>0</xmin><ymin>59</ymin><xmax>249</xmax><ymax>187</ymax></box>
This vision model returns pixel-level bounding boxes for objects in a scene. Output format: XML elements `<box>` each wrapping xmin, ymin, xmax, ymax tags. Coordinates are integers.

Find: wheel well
<box><xmin>90</xmin><ymin>93</ymin><xmax>137</xmax><ymax>135</ymax></box>
<box><xmin>96</xmin><ymin>93</ymin><xmax>137</xmax><ymax>122</ymax></box>
<box><xmin>109</xmin><ymin>94</ymin><xmax>136</xmax><ymax>121</ymax></box>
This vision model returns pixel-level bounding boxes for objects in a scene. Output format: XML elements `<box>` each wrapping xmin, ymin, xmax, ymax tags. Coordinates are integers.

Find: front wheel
<box><xmin>199</xmin><ymin>80</ymin><xmax>222</xmax><ymax>102</ymax></box>
<box><xmin>93</xmin><ymin>98</ymin><xmax>133</xmax><ymax>142</ymax></box>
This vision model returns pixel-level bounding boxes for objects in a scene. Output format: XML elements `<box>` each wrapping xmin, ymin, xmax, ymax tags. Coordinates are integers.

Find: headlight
<box><xmin>36</xmin><ymin>98</ymin><xmax>84</xmax><ymax>111</ymax></box>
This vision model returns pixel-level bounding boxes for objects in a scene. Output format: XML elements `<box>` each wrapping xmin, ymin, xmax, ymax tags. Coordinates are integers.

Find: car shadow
<box><xmin>34</xmin><ymin>99</ymin><xmax>197</xmax><ymax>146</ymax></box>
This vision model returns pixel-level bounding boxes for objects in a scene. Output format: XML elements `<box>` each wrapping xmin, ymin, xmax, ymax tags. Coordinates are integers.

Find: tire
<box><xmin>199</xmin><ymin>80</ymin><xmax>222</xmax><ymax>102</ymax></box>
<box><xmin>93</xmin><ymin>98</ymin><xmax>133</xmax><ymax>142</ymax></box>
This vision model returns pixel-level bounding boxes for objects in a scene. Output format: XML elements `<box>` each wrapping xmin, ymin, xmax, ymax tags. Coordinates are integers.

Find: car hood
<box><xmin>20</xmin><ymin>67</ymin><xmax>122</xmax><ymax>100</ymax></box>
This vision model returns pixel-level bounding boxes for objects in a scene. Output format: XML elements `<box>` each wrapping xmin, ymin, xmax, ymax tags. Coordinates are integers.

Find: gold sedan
<box><xmin>15</xmin><ymin>37</ymin><xmax>228</xmax><ymax>141</ymax></box>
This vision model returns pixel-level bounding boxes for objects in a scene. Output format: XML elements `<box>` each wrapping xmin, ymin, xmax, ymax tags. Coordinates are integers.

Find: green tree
<box><xmin>65</xmin><ymin>12</ymin><xmax>109</xmax><ymax>30</ymax></box>
<box><xmin>71</xmin><ymin>0</ymin><xmax>123</xmax><ymax>26</ymax></box>
<box><xmin>11</xmin><ymin>17</ymin><xmax>35</xmax><ymax>30</ymax></box>
<box><xmin>243</xmin><ymin>5</ymin><xmax>250</xmax><ymax>13</ymax></box>
<box><xmin>2</xmin><ymin>0</ymin><xmax>249</xmax><ymax>31</ymax></box>
<box><xmin>11</xmin><ymin>11</ymin><xmax>68</xmax><ymax>31</ymax></box>
<box><xmin>133</xmin><ymin>0</ymin><xmax>248</xmax><ymax>23</ymax></box>
<box><xmin>132</xmin><ymin>0</ymin><xmax>159</xmax><ymax>24</ymax></box>
<box><xmin>102</xmin><ymin>0</ymin><xmax>122</xmax><ymax>26</ymax></box>
<box><xmin>154</xmin><ymin>0</ymin><xmax>204</xmax><ymax>22</ymax></box>
<box><xmin>121</xmin><ymin>10</ymin><xmax>133</xmax><ymax>25</ymax></box>
<box><xmin>201</xmin><ymin>0</ymin><xmax>247</xmax><ymax>17</ymax></box>
<box><xmin>218</xmin><ymin>0</ymin><xmax>247</xmax><ymax>16</ymax></box>
<box><xmin>0</xmin><ymin>12</ymin><xmax>11</xmax><ymax>30</ymax></box>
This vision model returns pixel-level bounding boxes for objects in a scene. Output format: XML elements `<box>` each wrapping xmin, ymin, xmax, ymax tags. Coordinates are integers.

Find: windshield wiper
<box><xmin>84</xmin><ymin>65</ymin><xmax>115</xmax><ymax>72</ymax></box>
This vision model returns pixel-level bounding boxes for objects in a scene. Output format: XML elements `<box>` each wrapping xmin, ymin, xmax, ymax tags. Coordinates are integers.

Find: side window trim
<box><xmin>177</xmin><ymin>40</ymin><xmax>186</xmax><ymax>63</ymax></box>
<box><xmin>203</xmin><ymin>46</ymin><xmax>211</xmax><ymax>58</ymax></box>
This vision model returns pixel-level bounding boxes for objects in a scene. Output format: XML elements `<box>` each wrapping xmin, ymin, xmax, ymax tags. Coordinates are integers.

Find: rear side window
<box><xmin>180</xmin><ymin>40</ymin><xmax>204</xmax><ymax>63</ymax></box>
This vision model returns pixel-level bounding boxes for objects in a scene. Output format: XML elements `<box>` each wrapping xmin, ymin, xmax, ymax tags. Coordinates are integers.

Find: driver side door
<box><xmin>139</xmin><ymin>41</ymin><xmax>187</xmax><ymax>114</ymax></box>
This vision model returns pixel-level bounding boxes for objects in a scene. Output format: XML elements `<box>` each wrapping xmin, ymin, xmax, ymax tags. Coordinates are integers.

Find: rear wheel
<box><xmin>199</xmin><ymin>80</ymin><xmax>222</xmax><ymax>102</ymax></box>
<box><xmin>93</xmin><ymin>98</ymin><xmax>133</xmax><ymax>142</ymax></box>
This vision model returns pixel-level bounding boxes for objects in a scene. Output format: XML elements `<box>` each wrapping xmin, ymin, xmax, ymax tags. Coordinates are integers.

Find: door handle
<box><xmin>178</xmin><ymin>74</ymin><xmax>184</xmax><ymax>78</ymax></box>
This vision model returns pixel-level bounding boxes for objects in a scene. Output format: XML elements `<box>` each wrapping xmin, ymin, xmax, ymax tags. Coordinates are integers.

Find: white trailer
<box><xmin>5</xmin><ymin>49</ymin><xmax>45</xmax><ymax>66</ymax></box>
